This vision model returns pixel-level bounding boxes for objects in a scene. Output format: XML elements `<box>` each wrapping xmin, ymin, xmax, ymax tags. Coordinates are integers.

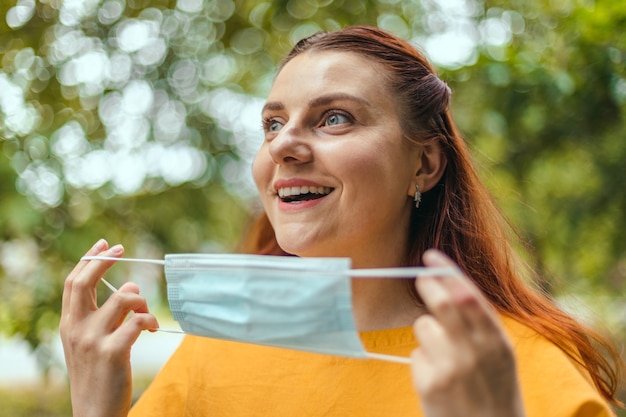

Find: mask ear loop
<box><xmin>85</xmin><ymin>256</ymin><xmax>183</xmax><ymax>333</ymax></box>
<box><xmin>82</xmin><ymin>256</ymin><xmax>460</xmax><ymax>278</ymax></box>
<box><xmin>346</xmin><ymin>266</ymin><xmax>459</xmax><ymax>277</ymax></box>
<box><xmin>345</xmin><ymin>267</ymin><xmax>459</xmax><ymax>365</ymax></box>
<box><xmin>82</xmin><ymin>256</ymin><xmax>165</xmax><ymax>265</ymax></box>
<box><xmin>98</xmin><ymin>276</ymin><xmax>185</xmax><ymax>334</ymax></box>
<box><xmin>366</xmin><ymin>352</ymin><xmax>412</xmax><ymax>364</ymax></box>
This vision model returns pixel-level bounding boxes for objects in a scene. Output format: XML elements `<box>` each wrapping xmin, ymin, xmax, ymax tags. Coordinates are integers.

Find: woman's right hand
<box><xmin>59</xmin><ymin>239</ymin><xmax>159</xmax><ymax>417</ymax></box>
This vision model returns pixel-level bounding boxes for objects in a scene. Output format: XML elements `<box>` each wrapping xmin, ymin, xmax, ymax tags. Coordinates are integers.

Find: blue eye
<box><xmin>325</xmin><ymin>113</ymin><xmax>349</xmax><ymax>126</ymax></box>
<box><xmin>269</xmin><ymin>121</ymin><xmax>283</xmax><ymax>132</ymax></box>
<box><xmin>263</xmin><ymin>118</ymin><xmax>283</xmax><ymax>132</ymax></box>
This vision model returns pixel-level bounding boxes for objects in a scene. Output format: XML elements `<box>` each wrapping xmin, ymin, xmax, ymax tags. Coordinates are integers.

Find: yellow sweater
<box><xmin>129</xmin><ymin>316</ymin><xmax>614</xmax><ymax>417</ymax></box>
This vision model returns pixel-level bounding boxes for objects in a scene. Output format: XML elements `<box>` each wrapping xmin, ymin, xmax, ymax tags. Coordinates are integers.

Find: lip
<box><xmin>273</xmin><ymin>178</ymin><xmax>334</xmax><ymax>211</ymax></box>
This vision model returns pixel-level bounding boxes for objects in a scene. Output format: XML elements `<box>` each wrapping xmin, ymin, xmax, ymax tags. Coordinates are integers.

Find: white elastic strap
<box><xmin>365</xmin><ymin>352</ymin><xmax>411</xmax><ymax>364</ymax></box>
<box><xmin>100</xmin><ymin>277</ymin><xmax>118</xmax><ymax>291</ymax></box>
<box><xmin>83</xmin><ymin>256</ymin><xmax>165</xmax><ymax>265</ymax></box>
<box><xmin>83</xmin><ymin>256</ymin><xmax>457</xmax><ymax>278</ymax></box>
<box><xmin>155</xmin><ymin>328</ymin><xmax>186</xmax><ymax>334</ymax></box>
<box><xmin>348</xmin><ymin>266</ymin><xmax>458</xmax><ymax>278</ymax></box>
<box><xmin>100</xmin><ymin>277</ymin><xmax>184</xmax><ymax>334</ymax></box>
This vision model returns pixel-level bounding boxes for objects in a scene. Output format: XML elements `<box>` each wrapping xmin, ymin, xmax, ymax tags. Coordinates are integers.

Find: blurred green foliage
<box><xmin>0</xmin><ymin>386</ymin><xmax>72</xmax><ymax>416</ymax></box>
<box><xmin>0</xmin><ymin>0</ymin><xmax>624</xmax><ymax>406</ymax></box>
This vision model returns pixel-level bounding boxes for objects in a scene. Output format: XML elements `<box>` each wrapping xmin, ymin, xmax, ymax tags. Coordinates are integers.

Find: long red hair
<box><xmin>240</xmin><ymin>26</ymin><xmax>623</xmax><ymax>405</ymax></box>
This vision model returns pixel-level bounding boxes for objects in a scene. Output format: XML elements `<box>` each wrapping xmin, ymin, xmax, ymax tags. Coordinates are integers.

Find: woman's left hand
<box><xmin>411</xmin><ymin>249</ymin><xmax>526</xmax><ymax>417</ymax></box>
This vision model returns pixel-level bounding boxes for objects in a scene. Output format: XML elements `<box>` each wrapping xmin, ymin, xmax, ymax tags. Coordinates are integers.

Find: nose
<box><xmin>268</xmin><ymin>124</ymin><xmax>313</xmax><ymax>165</ymax></box>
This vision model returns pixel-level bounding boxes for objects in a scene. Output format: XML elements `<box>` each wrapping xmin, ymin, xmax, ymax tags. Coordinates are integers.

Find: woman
<box><xmin>60</xmin><ymin>26</ymin><xmax>622</xmax><ymax>417</ymax></box>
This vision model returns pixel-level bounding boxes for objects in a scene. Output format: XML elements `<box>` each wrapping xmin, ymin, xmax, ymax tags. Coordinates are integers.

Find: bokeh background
<box><xmin>0</xmin><ymin>0</ymin><xmax>624</xmax><ymax>414</ymax></box>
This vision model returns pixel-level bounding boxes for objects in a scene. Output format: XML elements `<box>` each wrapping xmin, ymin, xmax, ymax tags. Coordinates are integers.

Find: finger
<box><xmin>422</xmin><ymin>250</ymin><xmax>482</xmax><ymax>302</ymax></box>
<box><xmin>413</xmin><ymin>314</ymin><xmax>459</xmax><ymax>361</ymax></box>
<box><xmin>67</xmin><ymin>239</ymin><xmax>109</xmax><ymax>281</ymax></box>
<box><xmin>117</xmin><ymin>282</ymin><xmax>151</xmax><ymax>315</ymax></box>
<box><xmin>423</xmin><ymin>249</ymin><xmax>503</xmax><ymax>338</ymax></box>
<box><xmin>98</xmin><ymin>290</ymin><xmax>154</xmax><ymax>332</ymax></box>
<box><xmin>106</xmin><ymin>313</ymin><xmax>160</xmax><ymax>362</ymax></box>
<box><xmin>410</xmin><ymin>347</ymin><xmax>435</xmax><ymax>394</ymax></box>
<box><xmin>118</xmin><ymin>282</ymin><xmax>140</xmax><ymax>294</ymax></box>
<box><xmin>417</xmin><ymin>251</ymin><xmax>470</xmax><ymax>335</ymax></box>
<box><xmin>67</xmin><ymin>244</ymin><xmax>125</xmax><ymax>318</ymax></box>
<box><xmin>412</xmin><ymin>316</ymin><xmax>466</xmax><ymax>399</ymax></box>
<box><xmin>94</xmin><ymin>313</ymin><xmax>160</xmax><ymax>370</ymax></box>
<box><xmin>416</xmin><ymin>273</ymin><xmax>468</xmax><ymax>335</ymax></box>
<box><xmin>62</xmin><ymin>239</ymin><xmax>108</xmax><ymax>318</ymax></box>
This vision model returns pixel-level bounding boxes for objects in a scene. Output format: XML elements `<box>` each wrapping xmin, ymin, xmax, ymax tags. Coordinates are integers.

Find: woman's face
<box><xmin>252</xmin><ymin>51</ymin><xmax>423</xmax><ymax>266</ymax></box>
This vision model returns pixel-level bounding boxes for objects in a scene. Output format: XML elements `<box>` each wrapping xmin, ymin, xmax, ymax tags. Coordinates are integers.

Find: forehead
<box><xmin>267</xmin><ymin>51</ymin><xmax>394</xmax><ymax>106</ymax></box>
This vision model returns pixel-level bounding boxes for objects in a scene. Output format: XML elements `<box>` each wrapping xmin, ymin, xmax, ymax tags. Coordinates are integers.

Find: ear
<box><xmin>406</xmin><ymin>140</ymin><xmax>447</xmax><ymax>197</ymax></box>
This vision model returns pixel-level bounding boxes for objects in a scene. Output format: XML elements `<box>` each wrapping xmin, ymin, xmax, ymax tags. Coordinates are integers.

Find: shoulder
<box><xmin>500</xmin><ymin>316</ymin><xmax>615</xmax><ymax>417</ymax></box>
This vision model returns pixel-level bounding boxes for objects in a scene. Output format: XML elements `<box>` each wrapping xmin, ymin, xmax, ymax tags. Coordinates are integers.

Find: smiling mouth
<box><xmin>277</xmin><ymin>186</ymin><xmax>334</xmax><ymax>203</ymax></box>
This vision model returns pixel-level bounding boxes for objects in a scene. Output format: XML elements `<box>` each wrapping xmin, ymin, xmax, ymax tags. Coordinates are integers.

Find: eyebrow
<box><xmin>261</xmin><ymin>93</ymin><xmax>371</xmax><ymax>115</ymax></box>
<box><xmin>309</xmin><ymin>93</ymin><xmax>371</xmax><ymax>108</ymax></box>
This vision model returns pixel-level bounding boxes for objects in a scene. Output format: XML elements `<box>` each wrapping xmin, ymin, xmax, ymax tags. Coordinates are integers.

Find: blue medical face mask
<box><xmin>84</xmin><ymin>254</ymin><xmax>456</xmax><ymax>364</ymax></box>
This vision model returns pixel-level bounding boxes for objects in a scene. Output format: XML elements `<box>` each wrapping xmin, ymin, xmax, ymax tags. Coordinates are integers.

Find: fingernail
<box><xmin>93</xmin><ymin>239</ymin><xmax>107</xmax><ymax>251</ymax></box>
<box><xmin>109</xmin><ymin>244</ymin><xmax>123</xmax><ymax>255</ymax></box>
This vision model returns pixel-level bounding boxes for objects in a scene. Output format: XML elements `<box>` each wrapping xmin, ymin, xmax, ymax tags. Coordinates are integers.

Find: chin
<box><xmin>275</xmin><ymin>237</ymin><xmax>323</xmax><ymax>258</ymax></box>
<box><xmin>277</xmin><ymin>239</ymin><xmax>348</xmax><ymax>260</ymax></box>
<box><xmin>276</xmin><ymin>242</ymin><xmax>312</xmax><ymax>258</ymax></box>
<box><xmin>272</xmin><ymin>223</ymin><xmax>342</xmax><ymax>258</ymax></box>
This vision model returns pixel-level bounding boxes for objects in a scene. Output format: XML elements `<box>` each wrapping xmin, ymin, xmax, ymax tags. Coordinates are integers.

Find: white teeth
<box><xmin>277</xmin><ymin>186</ymin><xmax>332</xmax><ymax>198</ymax></box>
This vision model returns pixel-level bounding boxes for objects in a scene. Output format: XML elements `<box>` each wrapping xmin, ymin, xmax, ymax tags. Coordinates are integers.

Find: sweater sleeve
<box><xmin>129</xmin><ymin>335</ymin><xmax>197</xmax><ymax>417</ymax></box>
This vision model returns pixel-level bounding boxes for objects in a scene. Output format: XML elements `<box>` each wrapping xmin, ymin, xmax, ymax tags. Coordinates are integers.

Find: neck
<box><xmin>350</xmin><ymin>276</ymin><xmax>424</xmax><ymax>331</ymax></box>
<box><xmin>342</xmin><ymin>236</ymin><xmax>424</xmax><ymax>331</ymax></box>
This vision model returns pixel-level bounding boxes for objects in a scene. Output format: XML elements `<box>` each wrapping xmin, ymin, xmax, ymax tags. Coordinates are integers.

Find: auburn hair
<box><xmin>240</xmin><ymin>26</ymin><xmax>623</xmax><ymax>405</ymax></box>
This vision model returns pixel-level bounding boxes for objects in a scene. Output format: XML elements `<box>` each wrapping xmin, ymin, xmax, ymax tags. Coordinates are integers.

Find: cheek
<box><xmin>337</xmin><ymin>147</ymin><xmax>415</xmax><ymax>201</ymax></box>
<box><xmin>339</xmin><ymin>148</ymin><xmax>401</xmax><ymax>184</ymax></box>
<box><xmin>251</xmin><ymin>147</ymin><xmax>271</xmax><ymax>189</ymax></box>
